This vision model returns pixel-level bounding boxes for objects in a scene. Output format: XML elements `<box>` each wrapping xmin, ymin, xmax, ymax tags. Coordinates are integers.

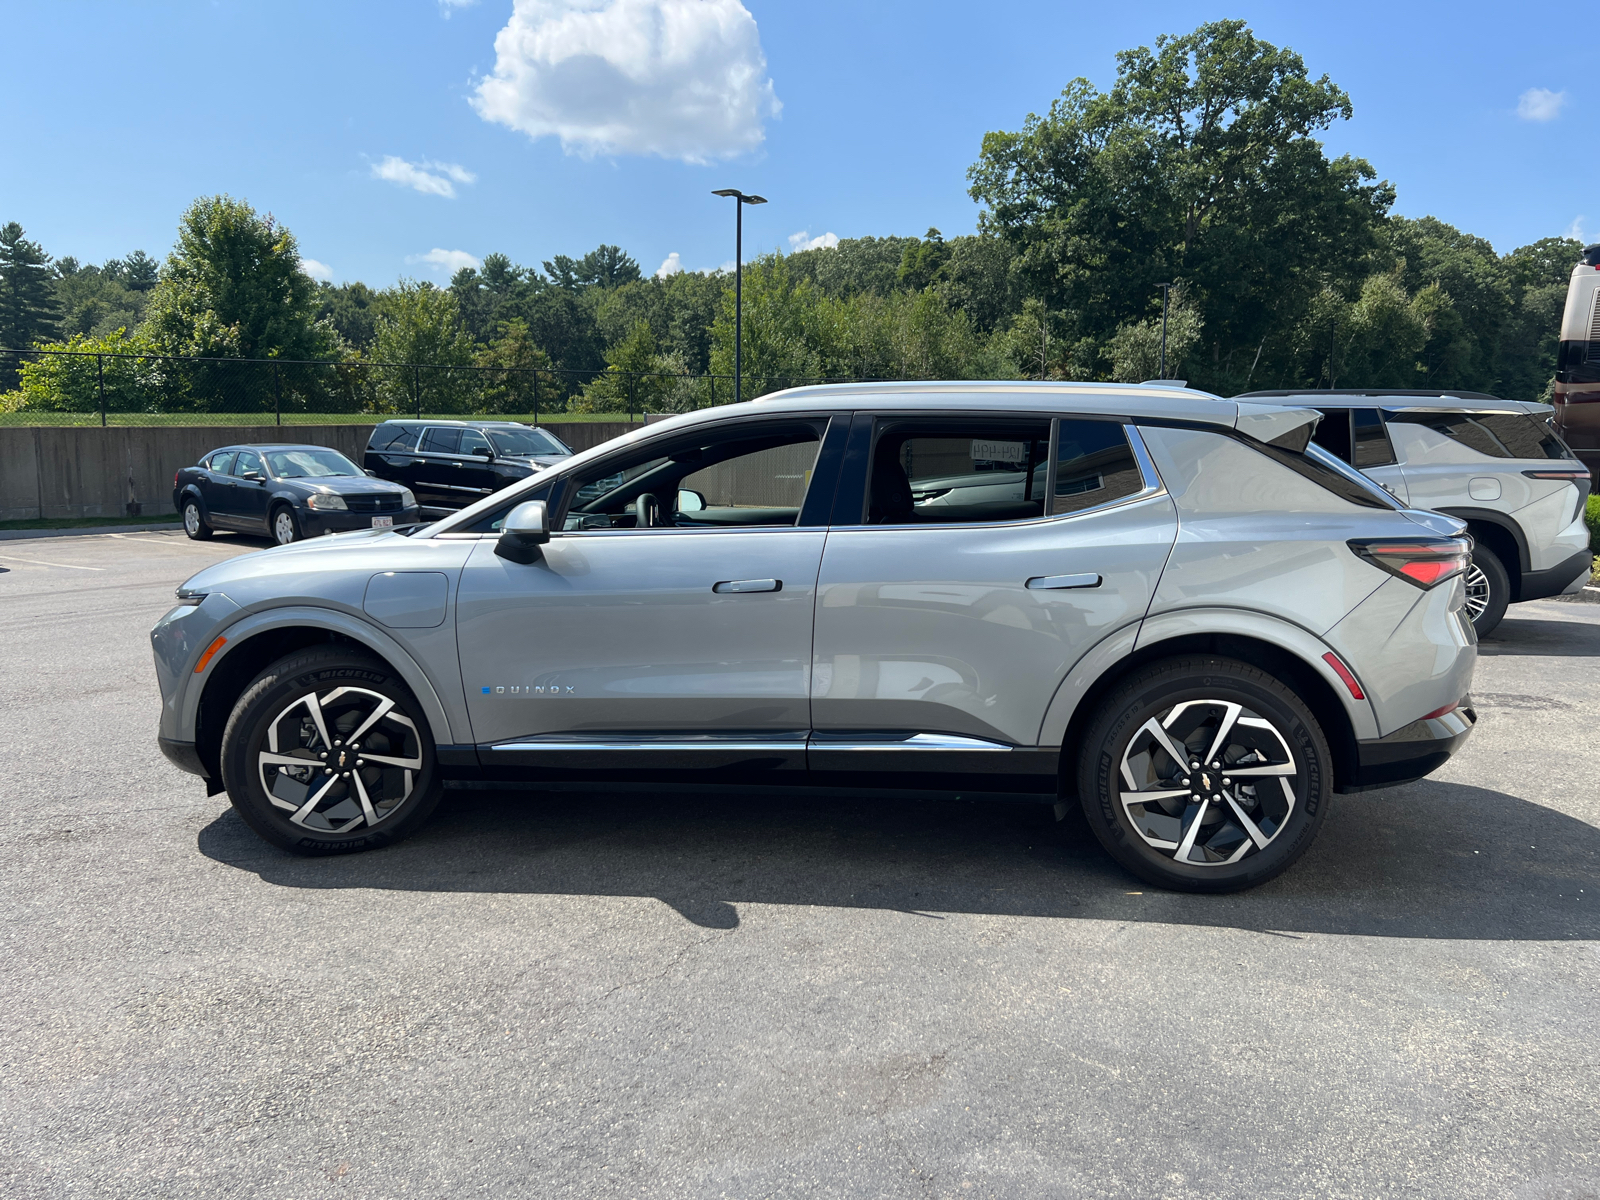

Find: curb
<box><xmin>0</xmin><ymin>522</ymin><xmax>183</xmax><ymax>541</ymax></box>
<box><xmin>1551</xmin><ymin>585</ymin><xmax>1600</xmax><ymax>605</ymax></box>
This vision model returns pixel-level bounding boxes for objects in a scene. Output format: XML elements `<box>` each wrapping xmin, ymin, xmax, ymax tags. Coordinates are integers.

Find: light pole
<box><xmin>712</xmin><ymin>188</ymin><xmax>767</xmax><ymax>404</ymax></box>
<box><xmin>1156</xmin><ymin>282</ymin><xmax>1173</xmax><ymax>379</ymax></box>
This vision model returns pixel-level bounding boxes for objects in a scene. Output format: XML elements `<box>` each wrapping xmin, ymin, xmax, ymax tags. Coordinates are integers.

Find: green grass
<box><xmin>0</xmin><ymin>411</ymin><xmax>652</xmax><ymax>427</ymax></box>
<box><xmin>0</xmin><ymin>513</ymin><xmax>180</xmax><ymax>531</ymax></box>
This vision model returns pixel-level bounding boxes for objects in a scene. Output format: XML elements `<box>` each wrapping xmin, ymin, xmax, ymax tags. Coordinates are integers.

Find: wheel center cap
<box><xmin>1199</xmin><ymin>771</ymin><xmax>1212</xmax><ymax>792</ymax></box>
<box><xmin>337</xmin><ymin>750</ymin><xmax>349</xmax><ymax>770</ymax></box>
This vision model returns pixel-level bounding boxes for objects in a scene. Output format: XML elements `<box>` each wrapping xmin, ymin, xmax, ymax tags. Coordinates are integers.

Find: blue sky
<box><xmin>1</xmin><ymin>1</ymin><xmax>1591</xmax><ymax>286</ymax></box>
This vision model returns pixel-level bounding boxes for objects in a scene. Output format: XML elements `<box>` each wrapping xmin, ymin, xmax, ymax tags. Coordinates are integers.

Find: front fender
<box><xmin>179</xmin><ymin>605</ymin><xmax>461</xmax><ymax>748</ymax></box>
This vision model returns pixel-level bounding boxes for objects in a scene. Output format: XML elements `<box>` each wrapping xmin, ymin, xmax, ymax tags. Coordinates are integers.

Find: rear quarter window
<box><xmin>368</xmin><ymin>426</ymin><xmax>418</xmax><ymax>453</ymax></box>
<box><xmin>1387</xmin><ymin>410</ymin><xmax>1568</xmax><ymax>461</ymax></box>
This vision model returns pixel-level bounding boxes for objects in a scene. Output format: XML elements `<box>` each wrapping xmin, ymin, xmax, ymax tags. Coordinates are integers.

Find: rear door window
<box><xmin>369</xmin><ymin>426</ymin><xmax>418</xmax><ymax>453</ymax></box>
<box><xmin>420</xmin><ymin>427</ymin><xmax>462</xmax><ymax>454</ymax></box>
<box><xmin>1387</xmin><ymin>410</ymin><xmax>1568</xmax><ymax>460</ymax></box>
<box><xmin>866</xmin><ymin>418</ymin><xmax>1051</xmax><ymax>525</ymax></box>
<box><xmin>1053</xmin><ymin>419</ymin><xmax>1147</xmax><ymax>514</ymax></box>
<box><xmin>206</xmin><ymin>451</ymin><xmax>236</xmax><ymax>475</ymax></box>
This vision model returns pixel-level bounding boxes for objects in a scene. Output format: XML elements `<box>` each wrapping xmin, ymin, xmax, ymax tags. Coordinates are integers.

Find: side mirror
<box><xmin>494</xmin><ymin>500</ymin><xmax>549</xmax><ymax>564</ymax></box>
<box><xmin>365</xmin><ymin>468</ymin><xmax>377</xmax><ymax>477</ymax></box>
<box><xmin>474</xmin><ymin>447</ymin><xmax>495</xmax><ymax>459</ymax></box>
<box><xmin>676</xmin><ymin>489</ymin><xmax>706</xmax><ymax>513</ymax></box>
<box><xmin>241</xmin><ymin>471</ymin><xmax>263</xmax><ymax>482</ymax></box>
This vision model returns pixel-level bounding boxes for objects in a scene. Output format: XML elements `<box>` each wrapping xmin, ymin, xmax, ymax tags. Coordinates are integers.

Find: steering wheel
<box><xmin>633</xmin><ymin>493</ymin><xmax>662</xmax><ymax>528</ymax></box>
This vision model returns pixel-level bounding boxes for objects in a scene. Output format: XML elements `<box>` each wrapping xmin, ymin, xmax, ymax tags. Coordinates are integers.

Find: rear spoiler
<box><xmin>1233</xmin><ymin>404</ymin><xmax>1320</xmax><ymax>453</ymax></box>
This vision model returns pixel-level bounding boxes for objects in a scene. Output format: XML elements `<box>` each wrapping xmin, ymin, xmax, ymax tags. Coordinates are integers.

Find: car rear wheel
<box><xmin>182</xmin><ymin>497</ymin><xmax>213</xmax><ymax>540</ymax></box>
<box><xmin>1076</xmin><ymin>656</ymin><xmax>1332</xmax><ymax>893</ymax></box>
<box><xmin>1463</xmin><ymin>544</ymin><xmax>1509</xmax><ymax>638</ymax></box>
<box><xmin>219</xmin><ymin>647</ymin><xmax>444</xmax><ymax>855</ymax></box>
<box><xmin>271</xmin><ymin>505</ymin><xmax>300</xmax><ymax>546</ymax></box>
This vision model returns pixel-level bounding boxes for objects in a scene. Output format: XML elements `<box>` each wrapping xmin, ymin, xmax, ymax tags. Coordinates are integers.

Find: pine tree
<box><xmin>0</xmin><ymin>221</ymin><xmax>61</xmax><ymax>350</ymax></box>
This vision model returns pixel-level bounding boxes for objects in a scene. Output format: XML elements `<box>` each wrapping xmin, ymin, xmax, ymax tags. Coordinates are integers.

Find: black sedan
<box><xmin>173</xmin><ymin>444</ymin><xmax>421</xmax><ymax>545</ymax></box>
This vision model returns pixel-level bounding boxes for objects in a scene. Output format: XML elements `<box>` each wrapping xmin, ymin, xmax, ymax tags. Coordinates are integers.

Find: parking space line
<box><xmin>0</xmin><ymin>553</ymin><xmax>106</xmax><ymax>571</ymax></box>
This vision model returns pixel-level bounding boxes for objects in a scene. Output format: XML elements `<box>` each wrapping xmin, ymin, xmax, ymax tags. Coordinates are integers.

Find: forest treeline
<box><xmin>0</xmin><ymin>20</ymin><xmax>1585</xmax><ymax>412</ymax></box>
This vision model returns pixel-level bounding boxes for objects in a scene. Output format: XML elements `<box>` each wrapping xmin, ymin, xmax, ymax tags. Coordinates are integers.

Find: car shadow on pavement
<box><xmin>1478</xmin><ymin>611</ymin><xmax>1600</xmax><ymax>656</ymax></box>
<box><xmin>198</xmin><ymin>777</ymin><xmax>1600</xmax><ymax>940</ymax></box>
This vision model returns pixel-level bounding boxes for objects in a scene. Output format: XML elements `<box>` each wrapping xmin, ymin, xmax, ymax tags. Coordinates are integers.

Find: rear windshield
<box><xmin>1387</xmin><ymin>410</ymin><xmax>1569</xmax><ymax>460</ymax></box>
<box><xmin>1246</xmin><ymin>438</ymin><xmax>1398</xmax><ymax>510</ymax></box>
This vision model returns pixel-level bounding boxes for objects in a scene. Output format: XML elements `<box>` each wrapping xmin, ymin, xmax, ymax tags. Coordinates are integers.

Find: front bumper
<box><xmin>1519</xmin><ymin>548</ymin><xmax>1594</xmax><ymax>602</ymax></box>
<box><xmin>300</xmin><ymin>506</ymin><xmax>423</xmax><ymax>536</ymax></box>
<box><xmin>1341</xmin><ymin>704</ymin><xmax>1477</xmax><ymax>793</ymax></box>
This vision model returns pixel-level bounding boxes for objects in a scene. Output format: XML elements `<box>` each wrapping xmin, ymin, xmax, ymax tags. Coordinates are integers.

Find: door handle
<box><xmin>713</xmin><ymin>578</ymin><xmax>782</xmax><ymax>594</ymax></box>
<box><xmin>1026</xmin><ymin>573</ymin><xmax>1101</xmax><ymax>590</ymax></box>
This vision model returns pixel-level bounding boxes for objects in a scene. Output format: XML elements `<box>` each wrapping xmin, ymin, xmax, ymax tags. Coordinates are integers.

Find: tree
<box><xmin>473</xmin><ymin>318</ymin><xmax>554</xmax><ymax>413</ymax></box>
<box><xmin>1105</xmin><ymin>290</ymin><xmax>1205</xmax><ymax>382</ymax></box>
<box><xmin>897</xmin><ymin>228</ymin><xmax>951</xmax><ymax>292</ymax></box>
<box><xmin>575</xmin><ymin>319</ymin><xmax>661</xmax><ymax>412</ymax></box>
<box><xmin>543</xmin><ymin>245</ymin><xmax>641</xmax><ymax>290</ymax></box>
<box><xmin>372</xmin><ymin>280</ymin><xmax>475</xmax><ymax>410</ymax></box>
<box><xmin>141</xmin><ymin>195</ymin><xmax>333</xmax><ymax>362</ymax></box>
<box><xmin>969</xmin><ymin>19</ymin><xmax>1393</xmax><ymax>393</ymax></box>
<box><xmin>316</xmin><ymin>281</ymin><xmax>381</xmax><ymax>353</ymax></box>
<box><xmin>0</xmin><ymin>222</ymin><xmax>61</xmax><ymax>363</ymax></box>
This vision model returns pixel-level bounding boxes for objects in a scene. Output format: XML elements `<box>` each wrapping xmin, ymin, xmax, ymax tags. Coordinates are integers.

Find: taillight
<box><xmin>1348</xmin><ymin>537</ymin><xmax>1471</xmax><ymax>589</ymax></box>
<box><xmin>174</xmin><ymin>471</ymin><xmax>181</xmax><ymax>487</ymax></box>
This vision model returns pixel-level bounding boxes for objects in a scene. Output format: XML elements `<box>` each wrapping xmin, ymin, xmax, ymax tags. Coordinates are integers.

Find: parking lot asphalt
<box><xmin>2</xmin><ymin>530</ymin><xmax>1597</xmax><ymax>1199</ymax></box>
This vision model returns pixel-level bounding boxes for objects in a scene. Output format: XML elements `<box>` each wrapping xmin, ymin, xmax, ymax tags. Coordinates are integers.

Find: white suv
<box><xmin>1238</xmin><ymin>391</ymin><xmax>1593</xmax><ymax>636</ymax></box>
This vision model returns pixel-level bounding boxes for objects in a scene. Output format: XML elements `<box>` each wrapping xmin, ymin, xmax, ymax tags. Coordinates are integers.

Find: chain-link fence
<box><xmin>0</xmin><ymin>348</ymin><xmax>860</xmax><ymax>427</ymax></box>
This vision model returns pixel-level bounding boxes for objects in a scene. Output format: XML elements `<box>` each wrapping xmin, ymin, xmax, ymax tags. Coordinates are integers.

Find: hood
<box><xmin>287</xmin><ymin>475</ymin><xmax>408</xmax><ymax>495</ymax></box>
<box><xmin>176</xmin><ymin>526</ymin><xmax>404</xmax><ymax>596</ymax></box>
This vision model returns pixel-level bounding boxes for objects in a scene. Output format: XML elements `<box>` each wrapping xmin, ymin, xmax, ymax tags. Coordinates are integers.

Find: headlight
<box><xmin>399</xmin><ymin>488</ymin><xmax>416</xmax><ymax>508</ymax></box>
<box><xmin>306</xmin><ymin>493</ymin><xmax>348</xmax><ymax>511</ymax></box>
<box><xmin>173</xmin><ymin>589</ymin><xmax>207</xmax><ymax>607</ymax></box>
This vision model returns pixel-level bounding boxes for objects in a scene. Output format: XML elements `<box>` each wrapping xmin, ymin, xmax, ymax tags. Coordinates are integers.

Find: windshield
<box><xmin>265</xmin><ymin>448</ymin><xmax>363</xmax><ymax>479</ymax></box>
<box><xmin>488</xmin><ymin>427</ymin><xmax>571</xmax><ymax>457</ymax></box>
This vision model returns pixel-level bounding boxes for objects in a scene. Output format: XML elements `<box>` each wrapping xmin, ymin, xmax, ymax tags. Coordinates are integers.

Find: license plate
<box><xmin>371</xmin><ymin>516</ymin><xmax>393</xmax><ymax>528</ymax></box>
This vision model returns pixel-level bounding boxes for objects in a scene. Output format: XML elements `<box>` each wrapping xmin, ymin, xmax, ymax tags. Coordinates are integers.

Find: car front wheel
<box><xmin>219</xmin><ymin>647</ymin><xmax>444</xmax><ymax>854</ymax></box>
<box><xmin>182</xmin><ymin>497</ymin><xmax>213</xmax><ymax>540</ymax></box>
<box><xmin>271</xmin><ymin>505</ymin><xmax>301</xmax><ymax>546</ymax></box>
<box><xmin>1076</xmin><ymin>656</ymin><xmax>1332</xmax><ymax>893</ymax></box>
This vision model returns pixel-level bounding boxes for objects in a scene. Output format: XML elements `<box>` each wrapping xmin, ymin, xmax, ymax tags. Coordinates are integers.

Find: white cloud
<box><xmin>300</xmin><ymin>257</ymin><xmax>334</xmax><ymax>282</ymax></box>
<box><xmin>471</xmin><ymin>0</ymin><xmax>780</xmax><ymax>163</ymax></box>
<box><xmin>371</xmin><ymin>155</ymin><xmax>477</xmax><ymax>198</ymax></box>
<box><xmin>788</xmin><ymin>230</ymin><xmax>838</xmax><ymax>252</ymax></box>
<box><xmin>406</xmin><ymin>248</ymin><xmax>483</xmax><ymax>274</ymax></box>
<box><xmin>439</xmin><ymin>0</ymin><xmax>477</xmax><ymax>14</ymax></box>
<box><xmin>655</xmin><ymin>252</ymin><xmax>683</xmax><ymax>278</ymax></box>
<box><xmin>1568</xmin><ymin>216</ymin><xmax>1590</xmax><ymax>243</ymax></box>
<box><xmin>1517</xmin><ymin>87</ymin><xmax>1568</xmax><ymax>122</ymax></box>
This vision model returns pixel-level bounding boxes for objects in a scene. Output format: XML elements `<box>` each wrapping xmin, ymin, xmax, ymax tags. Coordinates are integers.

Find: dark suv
<box><xmin>363</xmin><ymin>420</ymin><xmax>573</xmax><ymax>511</ymax></box>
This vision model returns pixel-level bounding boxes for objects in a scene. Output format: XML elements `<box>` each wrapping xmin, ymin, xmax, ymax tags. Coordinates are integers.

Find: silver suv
<box><xmin>1239</xmin><ymin>390</ymin><xmax>1593</xmax><ymax>636</ymax></box>
<box><xmin>152</xmin><ymin>383</ymin><xmax>1477</xmax><ymax>892</ymax></box>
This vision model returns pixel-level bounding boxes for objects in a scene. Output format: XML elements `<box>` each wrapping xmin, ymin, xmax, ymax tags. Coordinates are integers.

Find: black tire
<box><xmin>181</xmin><ymin>496</ymin><xmax>213</xmax><ymax>540</ymax></box>
<box><xmin>1076</xmin><ymin>656</ymin><xmax>1332</xmax><ymax>893</ymax></box>
<box><xmin>219</xmin><ymin>647</ymin><xmax>444</xmax><ymax>855</ymax></box>
<box><xmin>270</xmin><ymin>504</ymin><xmax>301</xmax><ymax>546</ymax></box>
<box><xmin>1464</xmin><ymin>543</ymin><xmax>1510</xmax><ymax>638</ymax></box>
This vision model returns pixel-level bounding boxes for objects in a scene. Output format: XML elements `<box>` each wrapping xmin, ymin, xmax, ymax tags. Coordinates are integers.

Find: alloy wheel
<box><xmin>257</xmin><ymin>686</ymin><xmax>423</xmax><ymax>833</ymax></box>
<box><xmin>1118</xmin><ymin>698</ymin><xmax>1300</xmax><ymax>867</ymax></box>
<box><xmin>1463</xmin><ymin>562</ymin><xmax>1491</xmax><ymax>621</ymax></box>
<box><xmin>183</xmin><ymin>504</ymin><xmax>200</xmax><ymax>536</ymax></box>
<box><xmin>273</xmin><ymin>510</ymin><xmax>297</xmax><ymax>545</ymax></box>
